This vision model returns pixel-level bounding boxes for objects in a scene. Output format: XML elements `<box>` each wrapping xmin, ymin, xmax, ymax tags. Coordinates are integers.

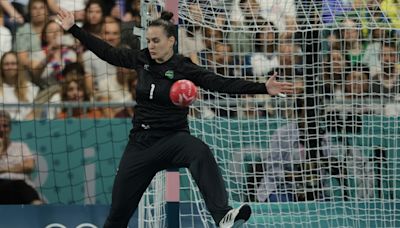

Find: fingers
<box><xmin>68</xmin><ymin>10</ymin><xmax>74</xmax><ymax>18</ymax></box>
<box><xmin>55</xmin><ymin>17</ymin><xmax>62</xmax><ymax>26</ymax></box>
<box><xmin>278</xmin><ymin>93</ymin><xmax>287</xmax><ymax>98</ymax></box>
<box><xmin>279</xmin><ymin>82</ymin><xmax>295</xmax><ymax>87</ymax></box>
<box><xmin>58</xmin><ymin>8</ymin><xmax>68</xmax><ymax>19</ymax></box>
<box><xmin>268</xmin><ymin>72</ymin><xmax>278</xmax><ymax>81</ymax></box>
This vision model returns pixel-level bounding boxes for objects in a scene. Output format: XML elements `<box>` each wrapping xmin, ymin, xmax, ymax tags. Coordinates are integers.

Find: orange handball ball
<box><xmin>169</xmin><ymin>80</ymin><xmax>198</xmax><ymax>107</ymax></box>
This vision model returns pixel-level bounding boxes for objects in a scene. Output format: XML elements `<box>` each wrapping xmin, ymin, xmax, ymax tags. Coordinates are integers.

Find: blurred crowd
<box><xmin>180</xmin><ymin>0</ymin><xmax>400</xmax><ymax>118</ymax></box>
<box><xmin>0</xmin><ymin>0</ymin><xmax>398</xmax><ymax>120</ymax></box>
<box><xmin>0</xmin><ymin>0</ymin><xmax>140</xmax><ymax>120</ymax></box>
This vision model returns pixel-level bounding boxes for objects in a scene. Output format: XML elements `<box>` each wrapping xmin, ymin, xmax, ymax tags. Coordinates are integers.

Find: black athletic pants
<box><xmin>0</xmin><ymin>179</ymin><xmax>41</xmax><ymax>204</ymax></box>
<box><xmin>103</xmin><ymin>130</ymin><xmax>232</xmax><ymax>228</ymax></box>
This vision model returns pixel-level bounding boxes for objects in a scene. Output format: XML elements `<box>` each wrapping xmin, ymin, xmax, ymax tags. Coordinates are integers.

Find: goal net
<box><xmin>138</xmin><ymin>0</ymin><xmax>400</xmax><ymax>227</ymax></box>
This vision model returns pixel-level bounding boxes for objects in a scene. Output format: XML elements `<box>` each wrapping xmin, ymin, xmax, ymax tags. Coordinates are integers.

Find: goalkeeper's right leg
<box><xmin>168</xmin><ymin>133</ymin><xmax>252</xmax><ymax>227</ymax></box>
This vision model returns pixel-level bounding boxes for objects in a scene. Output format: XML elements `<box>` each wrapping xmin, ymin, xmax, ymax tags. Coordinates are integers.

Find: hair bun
<box><xmin>160</xmin><ymin>11</ymin><xmax>174</xmax><ymax>21</ymax></box>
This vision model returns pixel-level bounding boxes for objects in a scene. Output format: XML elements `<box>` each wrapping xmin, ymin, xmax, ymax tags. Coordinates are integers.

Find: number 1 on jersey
<box><xmin>149</xmin><ymin>84</ymin><xmax>155</xmax><ymax>99</ymax></box>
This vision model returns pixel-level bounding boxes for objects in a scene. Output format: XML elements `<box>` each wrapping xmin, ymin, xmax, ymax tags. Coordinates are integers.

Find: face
<box><xmin>86</xmin><ymin>3</ymin><xmax>103</xmax><ymax>25</ymax></box>
<box><xmin>259</xmin><ymin>26</ymin><xmax>276</xmax><ymax>43</ymax></box>
<box><xmin>330</xmin><ymin>51</ymin><xmax>345</xmax><ymax>73</ymax></box>
<box><xmin>103</xmin><ymin>22</ymin><xmax>120</xmax><ymax>47</ymax></box>
<box><xmin>256</xmin><ymin>25</ymin><xmax>276</xmax><ymax>50</ymax></box>
<box><xmin>342</xmin><ymin>19</ymin><xmax>359</xmax><ymax>41</ymax></box>
<box><xmin>381</xmin><ymin>46</ymin><xmax>398</xmax><ymax>70</ymax></box>
<box><xmin>188</xmin><ymin>3</ymin><xmax>203</xmax><ymax>23</ymax></box>
<box><xmin>240</xmin><ymin>0</ymin><xmax>260</xmax><ymax>19</ymax></box>
<box><xmin>214</xmin><ymin>43</ymin><xmax>233</xmax><ymax>64</ymax></box>
<box><xmin>45</xmin><ymin>22</ymin><xmax>63</xmax><ymax>45</ymax></box>
<box><xmin>279</xmin><ymin>44</ymin><xmax>295</xmax><ymax>66</ymax></box>
<box><xmin>30</xmin><ymin>1</ymin><xmax>47</xmax><ymax>23</ymax></box>
<box><xmin>204</xmin><ymin>27</ymin><xmax>222</xmax><ymax>49</ymax></box>
<box><xmin>66</xmin><ymin>81</ymin><xmax>85</xmax><ymax>101</ymax></box>
<box><xmin>146</xmin><ymin>26</ymin><xmax>175</xmax><ymax>62</ymax></box>
<box><xmin>346</xmin><ymin>71</ymin><xmax>369</xmax><ymax>94</ymax></box>
<box><xmin>1</xmin><ymin>53</ymin><xmax>18</xmax><ymax>80</ymax></box>
<box><xmin>327</xmin><ymin>33</ymin><xmax>340</xmax><ymax>50</ymax></box>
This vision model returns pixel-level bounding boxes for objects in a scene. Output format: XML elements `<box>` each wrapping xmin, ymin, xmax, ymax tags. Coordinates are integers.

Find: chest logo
<box><xmin>165</xmin><ymin>70</ymin><xmax>174</xmax><ymax>79</ymax></box>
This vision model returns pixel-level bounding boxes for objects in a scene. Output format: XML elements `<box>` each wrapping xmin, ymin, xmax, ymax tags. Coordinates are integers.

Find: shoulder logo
<box><xmin>165</xmin><ymin>70</ymin><xmax>174</xmax><ymax>79</ymax></box>
<box><xmin>144</xmin><ymin>64</ymin><xmax>150</xmax><ymax>71</ymax></box>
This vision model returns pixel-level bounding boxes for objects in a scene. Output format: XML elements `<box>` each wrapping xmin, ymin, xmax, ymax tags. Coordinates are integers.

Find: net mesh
<box><xmin>138</xmin><ymin>0</ymin><xmax>400</xmax><ymax>227</ymax></box>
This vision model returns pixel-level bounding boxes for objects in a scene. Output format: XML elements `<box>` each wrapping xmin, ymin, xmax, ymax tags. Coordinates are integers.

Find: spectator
<box><xmin>256</xmin><ymin>100</ymin><xmax>339</xmax><ymax>202</ymax></box>
<box><xmin>323</xmin><ymin>29</ymin><xmax>341</xmax><ymax>52</ymax></box>
<box><xmin>34</xmin><ymin>62</ymin><xmax>86</xmax><ymax>119</ymax></box>
<box><xmin>96</xmin><ymin>63</ymin><xmax>137</xmax><ymax>103</ymax></box>
<box><xmin>196</xmin><ymin>42</ymin><xmax>240</xmax><ymax>118</ymax></box>
<box><xmin>321</xmin><ymin>50</ymin><xmax>347</xmax><ymax>99</ymax></box>
<box><xmin>269</xmin><ymin>42</ymin><xmax>304</xmax><ymax>90</ymax></box>
<box><xmin>178</xmin><ymin>3</ymin><xmax>206</xmax><ymax>58</ymax></box>
<box><xmin>228</xmin><ymin>0</ymin><xmax>263</xmax><ymax>53</ymax></box>
<box><xmin>344</xmin><ymin>63</ymin><xmax>371</xmax><ymax>99</ymax></box>
<box><xmin>31</xmin><ymin>20</ymin><xmax>77</xmax><ymax>87</ymax></box>
<box><xmin>81</xmin><ymin>0</ymin><xmax>105</xmax><ymax>37</ymax></box>
<box><xmin>203</xmin><ymin>26</ymin><xmax>223</xmax><ymax>51</ymax></box>
<box><xmin>114</xmin><ymin>71</ymin><xmax>138</xmax><ymax>118</ymax></box>
<box><xmin>0</xmin><ymin>51</ymin><xmax>39</xmax><ymax>120</ymax></box>
<box><xmin>372</xmin><ymin>40</ymin><xmax>400</xmax><ymax>98</ymax></box>
<box><xmin>0</xmin><ymin>6</ymin><xmax>12</xmax><ymax>59</ymax></box>
<box><xmin>122</xmin><ymin>0</ymin><xmax>141</xmax><ymax>24</ymax></box>
<box><xmin>191</xmin><ymin>26</ymin><xmax>223</xmax><ymax>64</ymax></box>
<box><xmin>338</xmin><ymin>18</ymin><xmax>371</xmax><ymax>66</ymax></box>
<box><xmin>96</xmin><ymin>64</ymin><xmax>138</xmax><ymax>118</ymax></box>
<box><xmin>103</xmin><ymin>0</ymin><xmax>133</xmax><ymax>21</ymax></box>
<box><xmin>0</xmin><ymin>0</ymin><xmax>25</xmax><ymax>34</ymax></box>
<box><xmin>83</xmin><ymin>16</ymin><xmax>120</xmax><ymax>95</ymax></box>
<box><xmin>236</xmin><ymin>21</ymin><xmax>280</xmax><ymax>119</ymax></box>
<box><xmin>241</xmin><ymin>21</ymin><xmax>279</xmax><ymax>82</ymax></box>
<box><xmin>0</xmin><ymin>110</ymin><xmax>43</xmax><ymax>204</ymax></box>
<box><xmin>364</xmin><ymin>29</ymin><xmax>396</xmax><ymax>76</ymax></box>
<box><xmin>14</xmin><ymin>0</ymin><xmax>49</xmax><ymax>70</ymax></box>
<box><xmin>57</xmin><ymin>72</ymin><xmax>104</xmax><ymax>119</ymax></box>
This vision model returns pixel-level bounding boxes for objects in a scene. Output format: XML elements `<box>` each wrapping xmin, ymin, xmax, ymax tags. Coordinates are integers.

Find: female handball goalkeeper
<box><xmin>56</xmin><ymin>8</ymin><xmax>295</xmax><ymax>228</ymax></box>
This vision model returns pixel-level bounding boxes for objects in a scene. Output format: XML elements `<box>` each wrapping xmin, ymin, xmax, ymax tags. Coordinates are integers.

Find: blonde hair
<box><xmin>0</xmin><ymin>52</ymin><xmax>30</xmax><ymax>102</ymax></box>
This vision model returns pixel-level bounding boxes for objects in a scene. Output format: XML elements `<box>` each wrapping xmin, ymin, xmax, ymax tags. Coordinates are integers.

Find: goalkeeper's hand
<box><xmin>265</xmin><ymin>72</ymin><xmax>297</xmax><ymax>96</ymax></box>
<box><xmin>56</xmin><ymin>8</ymin><xmax>75</xmax><ymax>31</ymax></box>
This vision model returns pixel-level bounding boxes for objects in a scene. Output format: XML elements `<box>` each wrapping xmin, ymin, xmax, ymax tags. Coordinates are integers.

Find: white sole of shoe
<box><xmin>233</xmin><ymin>204</ymin><xmax>251</xmax><ymax>227</ymax></box>
<box><xmin>232</xmin><ymin>219</ymin><xmax>245</xmax><ymax>228</ymax></box>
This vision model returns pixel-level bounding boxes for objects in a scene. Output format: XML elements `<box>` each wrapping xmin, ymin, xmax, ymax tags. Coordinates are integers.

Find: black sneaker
<box><xmin>219</xmin><ymin>204</ymin><xmax>252</xmax><ymax>228</ymax></box>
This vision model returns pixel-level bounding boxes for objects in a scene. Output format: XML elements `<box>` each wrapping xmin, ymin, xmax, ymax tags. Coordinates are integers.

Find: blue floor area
<box><xmin>0</xmin><ymin>202</ymin><xmax>399</xmax><ymax>228</ymax></box>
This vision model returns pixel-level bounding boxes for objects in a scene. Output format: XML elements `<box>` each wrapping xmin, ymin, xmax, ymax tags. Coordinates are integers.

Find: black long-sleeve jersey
<box><xmin>69</xmin><ymin>25</ymin><xmax>269</xmax><ymax>132</ymax></box>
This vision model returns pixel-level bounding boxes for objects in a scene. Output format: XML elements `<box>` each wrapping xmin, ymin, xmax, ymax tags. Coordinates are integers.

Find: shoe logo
<box><xmin>165</xmin><ymin>70</ymin><xmax>174</xmax><ymax>79</ymax></box>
